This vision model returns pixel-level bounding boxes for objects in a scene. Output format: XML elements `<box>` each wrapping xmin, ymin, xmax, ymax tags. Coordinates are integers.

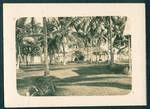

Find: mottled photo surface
<box><xmin>16</xmin><ymin>16</ymin><xmax>132</xmax><ymax>96</ymax></box>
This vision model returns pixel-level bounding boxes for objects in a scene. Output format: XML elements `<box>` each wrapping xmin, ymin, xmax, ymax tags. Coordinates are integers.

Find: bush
<box><xmin>74</xmin><ymin>51</ymin><xmax>85</xmax><ymax>62</ymax></box>
<box><xmin>109</xmin><ymin>64</ymin><xmax>130</xmax><ymax>74</ymax></box>
<box><xmin>28</xmin><ymin>76</ymin><xmax>56</xmax><ymax>96</ymax></box>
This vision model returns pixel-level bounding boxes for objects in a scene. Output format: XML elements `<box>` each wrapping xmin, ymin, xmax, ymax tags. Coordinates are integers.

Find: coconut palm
<box><xmin>89</xmin><ymin>16</ymin><xmax>108</xmax><ymax>63</ymax></box>
<box><xmin>42</xmin><ymin>17</ymin><xmax>50</xmax><ymax>76</ymax></box>
<box><xmin>43</xmin><ymin>18</ymin><xmax>60</xmax><ymax>64</ymax></box>
<box><xmin>97</xmin><ymin>16</ymin><xmax>128</xmax><ymax>65</ymax></box>
<box><xmin>73</xmin><ymin>17</ymin><xmax>108</xmax><ymax>63</ymax></box>
<box><xmin>16</xmin><ymin>17</ymin><xmax>27</xmax><ymax>69</ymax></box>
<box><xmin>111</xmin><ymin>16</ymin><xmax>128</xmax><ymax>64</ymax></box>
<box><xmin>48</xmin><ymin>17</ymin><xmax>77</xmax><ymax>65</ymax></box>
<box><xmin>18</xmin><ymin>17</ymin><xmax>43</xmax><ymax>65</ymax></box>
<box><xmin>71</xmin><ymin>17</ymin><xmax>93</xmax><ymax>63</ymax></box>
<box><xmin>20</xmin><ymin>36</ymin><xmax>40</xmax><ymax>65</ymax></box>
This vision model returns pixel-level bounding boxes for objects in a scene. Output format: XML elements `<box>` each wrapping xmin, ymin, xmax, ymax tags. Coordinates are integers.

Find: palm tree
<box><xmin>111</xmin><ymin>16</ymin><xmax>128</xmax><ymax>64</ymax></box>
<box><xmin>92</xmin><ymin>17</ymin><xmax>108</xmax><ymax>63</ymax></box>
<box><xmin>76</xmin><ymin>16</ymin><xmax>108</xmax><ymax>63</ymax></box>
<box><xmin>16</xmin><ymin>17</ymin><xmax>27</xmax><ymax>69</ymax></box>
<box><xmin>43</xmin><ymin>17</ymin><xmax>49</xmax><ymax>76</ymax></box>
<box><xmin>43</xmin><ymin>18</ymin><xmax>61</xmax><ymax>64</ymax></box>
<box><xmin>47</xmin><ymin>36</ymin><xmax>60</xmax><ymax>64</ymax></box>
<box><xmin>49</xmin><ymin>17</ymin><xmax>76</xmax><ymax>65</ymax></box>
<box><xmin>21</xmin><ymin>35</ymin><xmax>42</xmax><ymax>65</ymax></box>
<box><xmin>109</xmin><ymin>16</ymin><xmax>114</xmax><ymax>65</ymax></box>
<box><xmin>72</xmin><ymin>17</ymin><xmax>93</xmax><ymax>63</ymax></box>
<box><xmin>19</xmin><ymin>17</ymin><xmax>43</xmax><ymax>65</ymax></box>
<box><xmin>97</xmin><ymin>16</ymin><xmax>126</xmax><ymax>65</ymax></box>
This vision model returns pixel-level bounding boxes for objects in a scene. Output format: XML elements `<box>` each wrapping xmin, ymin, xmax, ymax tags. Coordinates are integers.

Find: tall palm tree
<box><xmin>76</xmin><ymin>16</ymin><xmax>108</xmax><ymax>63</ymax></box>
<box><xmin>50</xmin><ymin>17</ymin><xmax>75</xmax><ymax>65</ymax></box>
<box><xmin>44</xmin><ymin>18</ymin><xmax>61</xmax><ymax>64</ymax></box>
<box><xmin>19</xmin><ymin>17</ymin><xmax>43</xmax><ymax>65</ymax></box>
<box><xmin>91</xmin><ymin>16</ymin><xmax>108</xmax><ymax>63</ymax></box>
<box><xmin>72</xmin><ymin>17</ymin><xmax>93</xmax><ymax>63</ymax></box>
<box><xmin>16</xmin><ymin>17</ymin><xmax>27</xmax><ymax>69</ymax></box>
<box><xmin>111</xmin><ymin>16</ymin><xmax>127</xmax><ymax>64</ymax></box>
<box><xmin>43</xmin><ymin>17</ymin><xmax>49</xmax><ymax>76</ymax></box>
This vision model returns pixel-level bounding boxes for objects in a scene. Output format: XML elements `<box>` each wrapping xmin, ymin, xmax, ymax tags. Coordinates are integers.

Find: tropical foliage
<box><xmin>16</xmin><ymin>16</ymin><xmax>131</xmax><ymax>68</ymax></box>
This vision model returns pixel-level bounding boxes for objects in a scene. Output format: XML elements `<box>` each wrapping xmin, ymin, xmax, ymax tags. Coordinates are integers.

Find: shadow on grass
<box><xmin>56</xmin><ymin>75</ymin><xmax>131</xmax><ymax>90</ymax></box>
<box><xmin>73</xmin><ymin>65</ymin><xmax>125</xmax><ymax>75</ymax></box>
<box><xmin>17</xmin><ymin>63</ymin><xmax>131</xmax><ymax>95</ymax></box>
<box><xmin>17</xmin><ymin>76</ymin><xmax>60</xmax><ymax>89</ymax></box>
<box><xmin>58</xmin><ymin>76</ymin><xmax>129</xmax><ymax>83</ymax></box>
<box><xmin>57</xmin><ymin>81</ymin><xmax>131</xmax><ymax>90</ymax></box>
<box><xmin>19</xmin><ymin>63</ymin><xmax>109</xmax><ymax>72</ymax></box>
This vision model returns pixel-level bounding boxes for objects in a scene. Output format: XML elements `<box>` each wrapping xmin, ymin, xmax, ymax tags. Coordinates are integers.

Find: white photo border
<box><xmin>3</xmin><ymin>3</ymin><xmax>146</xmax><ymax>107</ymax></box>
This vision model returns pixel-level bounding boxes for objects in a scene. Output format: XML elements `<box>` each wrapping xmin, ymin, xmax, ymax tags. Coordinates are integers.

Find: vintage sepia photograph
<box><xmin>16</xmin><ymin>16</ymin><xmax>132</xmax><ymax>96</ymax></box>
<box><xmin>4</xmin><ymin>4</ymin><xmax>146</xmax><ymax>107</ymax></box>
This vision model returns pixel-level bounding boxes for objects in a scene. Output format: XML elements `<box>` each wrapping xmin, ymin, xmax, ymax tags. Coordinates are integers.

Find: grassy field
<box><xmin>17</xmin><ymin>63</ymin><xmax>131</xmax><ymax>96</ymax></box>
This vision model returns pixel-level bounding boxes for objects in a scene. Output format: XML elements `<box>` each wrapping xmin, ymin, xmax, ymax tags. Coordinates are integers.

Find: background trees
<box><xmin>16</xmin><ymin>17</ymin><xmax>27</xmax><ymax>69</ymax></box>
<box><xmin>16</xmin><ymin>16</ymin><xmax>131</xmax><ymax>68</ymax></box>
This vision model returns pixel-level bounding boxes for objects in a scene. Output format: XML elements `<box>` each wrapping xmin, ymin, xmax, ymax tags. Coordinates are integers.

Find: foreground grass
<box><xmin>17</xmin><ymin>63</ymin><xmax>131</xmax><ymax>96</ymax></box>
<box><xmin>55</xmin><ymin>85</ymin><xmax>131</xmax><ymax>96</ymax></box>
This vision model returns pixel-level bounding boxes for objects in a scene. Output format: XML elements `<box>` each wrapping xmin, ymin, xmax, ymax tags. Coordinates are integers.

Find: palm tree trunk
<box><xmin>39</xmin><ymin>47</ymin><xmax>43</xmax><ymax>64</ymax></box>
<box><xmin>49</xmin><ymin>51</ymin><xmax>55</xmax><ymax>64</ymax></box>
<box><xmin>109</xmin><ymin>16</ymin><xmax>114</xmax><ymax>66</ymax></box>
<box><xmin>16</xmin><ymin>46</ymin><xmax>21</xmax><ymax>69</ymax></box>
<box><xmin>98</xmin><ymin>42</ymin><xmax>101</xmax><ymax>62</ymax></box>
<box><xmin>90</xmin><ymin>39</ymin><xmax>93</xmax><ymax>64</ymax></box>
<box><xmin>96</xmin><ymin>40</ymin><xmax>99</xmax><ymax>64</ymax></box>
<box><xmin>25</xmin><ymin>55</ymin><xmax>28</xmax><ymax>65</ymax></box>
<box><xmin>62</xmin><ymin>43</ymin><xmax>66</xmax><ymax>65</ymax></box>
<box><xmin>128</xmin><ymin>36</ymin><xmax>131</xmax><ymax>74</ymax></box>
<box><xmin>86</xmin><ymin>46</ymin><xmax>89</xmax><ymax>62</ymax></box>
<box><xmin>30</xmin><ymin>56</ymin><xmax>34</xmax><ymax>64</ymax></box>
<box><xmin>57</xmin><ymin>50</ymin><xmax>60</xmax><ymax>63</ymax></box>
<box><xmin>43</xmin><ymin>17</ymin><xmax>49</xmax><ymax>76</ymax></box>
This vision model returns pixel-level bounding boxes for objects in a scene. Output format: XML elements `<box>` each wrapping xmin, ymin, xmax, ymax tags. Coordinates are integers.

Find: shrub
<box><xmin>28</xmin><ymin>76</ymin><xmax>56</xmax><ymax>96</ymax></box>
<box><xmin>74</xmin><ymin>51</ymin><xmax>85</xmax><ymax>62</ymax></box>
<box><xmin>109</xmin><ymin>64</ymin><xmax>130</xmax><ymax>74</ymax></box>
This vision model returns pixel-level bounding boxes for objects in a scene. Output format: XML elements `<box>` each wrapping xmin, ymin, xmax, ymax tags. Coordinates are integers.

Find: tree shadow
<box><xmin>17</xmin><ymin>76</ymin><xmax>60</xmax><ymax>89</ymax></box>
<box><xmin>72</xmin><ymin>65</ymin><xmax>114</xmax><ymax>75</ymax></box>
<box><xmin>58</xmin><ymin>76</ymin><xmax>129</xmax><ymax>83</ymax></box>
<box><xmin>57</xmin><ymin>81</ymin><xmax>131</xmax><ymax>90</ymax></box>
<box><xmin>17</xmin><ymin>64</ymin><xmax>131</xmax><ymax>95</ymax></box>
<box><xmin>72</xmin><ymin>63</ymin><xmax>129</xmax><ymax>76</ymax></box>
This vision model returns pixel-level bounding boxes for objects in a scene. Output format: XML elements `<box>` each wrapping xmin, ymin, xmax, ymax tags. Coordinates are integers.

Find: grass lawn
<box><xmin>17</xmin><ymin>63</ymin><xmax>131</xmax><ymax>96</ymax></box>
